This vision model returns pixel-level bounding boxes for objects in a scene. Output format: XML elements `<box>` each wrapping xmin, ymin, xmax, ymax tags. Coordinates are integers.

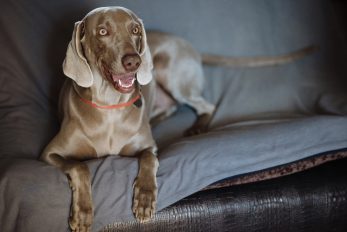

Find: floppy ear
<box><xmin>136</xmin><ymin>19</ymin><xmax>153</xmax><ymax>85</ymax></box>
<box><xmin>62</xmin><ymin>21</ymin><xmax>93</xmax><ymax>88</ymax></box>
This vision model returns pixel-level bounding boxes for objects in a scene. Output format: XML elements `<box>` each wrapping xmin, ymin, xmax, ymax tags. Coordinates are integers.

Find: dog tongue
<box><xmin>112</xmin><ymin>73</ymin><xmax>135</xmax><ymax>88</ymax></box>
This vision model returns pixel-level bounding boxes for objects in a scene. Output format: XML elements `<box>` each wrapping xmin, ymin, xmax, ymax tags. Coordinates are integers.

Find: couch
<box><xmin>0</xmin><ymin>0</ymin><xmax>346</xmax><ymax>231</ymax></box>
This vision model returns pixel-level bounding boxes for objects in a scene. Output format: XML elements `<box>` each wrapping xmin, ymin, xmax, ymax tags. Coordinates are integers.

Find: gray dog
<box><xmin>41</xmin><ymin>6</ymin><xmax>315</xmax><ymax>231</ymax></box>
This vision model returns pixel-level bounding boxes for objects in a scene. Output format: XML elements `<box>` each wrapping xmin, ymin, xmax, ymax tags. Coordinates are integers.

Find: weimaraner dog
<box><xmin>40</xmin><ymin>6</ymin><xmax>315</xmax><ymax>231</ymax></box>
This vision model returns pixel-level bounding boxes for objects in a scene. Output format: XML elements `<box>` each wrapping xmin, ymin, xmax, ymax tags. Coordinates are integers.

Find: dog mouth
<box><xmin>111</xmin><ymin>73</ymin><xmax>136</xmax><ymax>93</ymax></box>
<box><xmin>102</xmin><ymin>65</ymin><xmax>136</xmax><ymax>93</ymax></box>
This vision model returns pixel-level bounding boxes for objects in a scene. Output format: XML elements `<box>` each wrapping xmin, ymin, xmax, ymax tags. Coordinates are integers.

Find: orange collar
<box><xmin>80</xmin><ymin>94</ymin><xmax>141</xmax><ymax>109</ymax></box>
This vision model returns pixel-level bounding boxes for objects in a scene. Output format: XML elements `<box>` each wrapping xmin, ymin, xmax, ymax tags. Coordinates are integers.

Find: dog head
<box><xmin>63</xmin><ymin>7</ymin><xmax>153</xmax><ymax>93</ymax></box>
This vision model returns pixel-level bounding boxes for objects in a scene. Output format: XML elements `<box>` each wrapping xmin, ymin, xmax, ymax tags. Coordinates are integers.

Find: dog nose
<box><xmin>122</xmin><ymin>54</ymin><xmax>141</xmax><ymax>72</ymax></box>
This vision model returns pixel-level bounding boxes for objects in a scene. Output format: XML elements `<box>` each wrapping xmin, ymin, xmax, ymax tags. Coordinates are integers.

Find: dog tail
<box><xmin>201</xmin><ymin>45</ymin><xmax>318</xmax><ymax>68</ymax></box>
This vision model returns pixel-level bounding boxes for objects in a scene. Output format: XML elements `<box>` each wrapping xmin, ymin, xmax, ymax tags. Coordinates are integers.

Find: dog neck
<box><xmin>73</xmin><ymin>68</ymin><xmax>140</xmax><ymax>108</ymax></box>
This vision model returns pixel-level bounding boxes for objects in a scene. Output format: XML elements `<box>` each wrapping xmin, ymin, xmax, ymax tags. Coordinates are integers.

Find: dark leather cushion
<box><xmin>103</xmin><ymin>156</ymin><xmax>347</xmax><ymax>232</ymax></box>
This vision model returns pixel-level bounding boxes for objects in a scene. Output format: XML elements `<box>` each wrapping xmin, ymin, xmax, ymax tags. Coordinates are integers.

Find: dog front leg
<box><xmin>41</xmin><ymin>153</ymin><xmax>93</xmax><ymax>232</ymax></box>
<box><xmin>132</xmin><ymin>148</ymin><xmax>159</xmax><ymax>222</ymax></box>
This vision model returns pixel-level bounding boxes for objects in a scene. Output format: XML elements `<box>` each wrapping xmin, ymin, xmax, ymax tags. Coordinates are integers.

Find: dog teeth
<box><xmin>119</xmin><ymin>78</ymin><xmax>135</xmax><ymax>88</ymax></box>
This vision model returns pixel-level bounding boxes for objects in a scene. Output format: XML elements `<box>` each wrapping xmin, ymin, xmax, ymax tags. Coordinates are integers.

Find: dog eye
<box><xmin>99</xmin><ymin>28</ymin><xmax>108</xmax><ymax>36</ymax></box>
<box><xmin>132</xmin><ymin>26</ymin><xmax>140</xmax><ymax>35</ymax></box>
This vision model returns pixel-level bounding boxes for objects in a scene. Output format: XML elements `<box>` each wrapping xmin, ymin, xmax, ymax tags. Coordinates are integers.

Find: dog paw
<box><xmin>184</xmin><ymin>113</ymin><xmax>211</xmax><ymax>136</ymax></box>
<box><xmin>132</xmin><ymin>178</ymin><xmax>157</xmax><ymax>222</ymax></box>
<box><xmin>185</xmin><ymin>124</ymin><xmax>207</xmax><ymax>136</ymax></box>
<box><xmin>69</xmin><ymin>203</ymin><xmax>93</xmax><ymax>232</ymax></box>
<box><xmin>185</xmin><ymin>122</ymin><xmax>209</xmax><ymax>136</ymax></box>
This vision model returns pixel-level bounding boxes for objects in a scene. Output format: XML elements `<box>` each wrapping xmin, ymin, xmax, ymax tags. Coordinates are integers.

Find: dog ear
<box><xmin>63</xmin><ymin>21</ymin><xmax>93</xmax><ymax>88</ymax></box>
<box><xmin>136</xmin><ymin>19</ymin><xmax>153</xmax><ymax>85</ymax></box>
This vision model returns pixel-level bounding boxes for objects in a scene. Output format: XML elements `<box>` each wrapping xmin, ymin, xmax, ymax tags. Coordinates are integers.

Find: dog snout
<box><xmin>122</xmin><ymin>54</ymin><xmax>141</xmax><ymax>72</ymax></box>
